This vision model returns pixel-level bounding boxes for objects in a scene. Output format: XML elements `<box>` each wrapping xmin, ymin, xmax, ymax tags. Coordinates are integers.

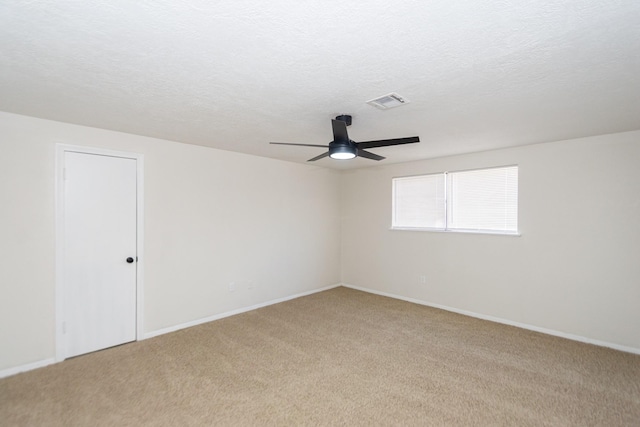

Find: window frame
<box><xmin>391</xmin><ymin>165</ymin><xmax>520</xmax><ymax>236</ymax></box>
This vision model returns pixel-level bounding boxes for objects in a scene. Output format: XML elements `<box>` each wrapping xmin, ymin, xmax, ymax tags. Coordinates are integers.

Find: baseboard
<box><xmin>8</xmin><ymin>283</ymin><xmax>632</xmax><ymax>378</ymax></box>
<box><xmin>144</xmin><ymin>283</ymin><xmax>342</xmax><ymax>339</ymax></box>
<box><xmin>342</xmin><ymin>283</ymin><xmax>640</xmax><ymax>355</ymax></box>
<box><xmin>0</xmin><ymin>358</ymin><xmax>56</xmax><ymax>379</ymax></box>
<box><xmin>1</xmin><ymin>284</ymin><xmax>341</xmax><ymax>378</ymax></box>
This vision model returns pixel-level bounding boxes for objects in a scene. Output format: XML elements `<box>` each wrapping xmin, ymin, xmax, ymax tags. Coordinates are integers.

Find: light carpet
<box><xmin>1</xmin><ymin>287</ymin><xmax>639</xmax><ymax>426</ymax></box>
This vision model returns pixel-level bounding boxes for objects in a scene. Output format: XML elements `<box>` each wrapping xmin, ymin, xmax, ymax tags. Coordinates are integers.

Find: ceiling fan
<box><xmin>270</xmin><ymin>115</ymin><xmax>420</xmax><ymax>161</ymax></box>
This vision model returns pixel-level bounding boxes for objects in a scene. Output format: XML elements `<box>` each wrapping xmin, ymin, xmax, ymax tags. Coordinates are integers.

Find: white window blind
<box><xmin>392</xmin><ymin>165</ymin><xmax>518</xmax><ymax>234</ymax></box>
<box><xmin>447</xmin><ymin>166</ymin><xmax>518</xmax><ymax>233</ymax></box>
<box><xmin>392</xmin><ymin>174</ymin><xmax>445</xmax><ymax>228</ymax></box>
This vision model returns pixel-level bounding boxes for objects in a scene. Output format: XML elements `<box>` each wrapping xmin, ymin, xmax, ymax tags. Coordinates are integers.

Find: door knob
<box><xmin>126</xmin><ymin>257</ymin><xmax>134</xmax><ymax>263</ymax></box>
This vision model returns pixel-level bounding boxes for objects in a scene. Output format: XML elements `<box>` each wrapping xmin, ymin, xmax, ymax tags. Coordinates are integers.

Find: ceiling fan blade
<box><xmin>357</xmin><ymin>136</ymin><xmax>420</xmax><ymax>149</ymax></box>
<box><xmin>331</xmin><ymin>119</ymin><xmax>349</xmax><ymax>142</ymax></box>
<box><xmin>357</xmin><ymin>149</ymin><xmax>385</xmax><ymax>161</ymax></box>
<box><xmin>270</xmin><ymin>142</ymin><xmax>329</xmax><ymax>148</ymax></box>
<box><xmin>307</xmin><ymin>151</ymin><xmax>330</xmax><ymax>162</ymax></box>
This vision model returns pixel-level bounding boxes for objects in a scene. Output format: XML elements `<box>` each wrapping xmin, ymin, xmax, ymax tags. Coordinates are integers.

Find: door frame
<box><xmin>55</xmin><ymin>144</ymin><xmax>144</xmax><ymax>362</ymax></box>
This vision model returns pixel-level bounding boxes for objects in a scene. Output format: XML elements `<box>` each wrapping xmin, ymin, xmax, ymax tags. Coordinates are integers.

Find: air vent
<box><xmin>366</xmin><ymin>92</ymin><xmax>409</xmax><ymax>110</ymax></box>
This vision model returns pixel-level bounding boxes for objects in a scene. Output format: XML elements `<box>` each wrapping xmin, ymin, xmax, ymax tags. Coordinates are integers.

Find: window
<box><xmin>392</xmin><ymin>173</ymin><xmax>445</xmax><ymax>228</ymax></box>
<box><xmin>392</xmin><ymin>165</ymin><xmax>518</xmax><ymax>234</ymax></box>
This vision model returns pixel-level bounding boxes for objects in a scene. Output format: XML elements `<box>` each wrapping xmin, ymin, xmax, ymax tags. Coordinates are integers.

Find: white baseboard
<box><xmin>0</xmin><ymin>358</ymin><xmax>56</xmax><ymax>379</ymax></box>
<box><xmin>7</xmin><ymin>283</ymin><xmax>633</xmax><ymax>379</ymax></box>
<box><xmin>1</xmin><ymin>284</ymin><xmax>341</xmax><ymax>378</ymax></box>
<box><xmin>144</xmin><ymin>283</ymin><xmax>342</xmax><ymax>339</ymax></box>
<box><xmin>342</xmin><ymin>283</ymin><xmax>640</xmax><ymax>355</ymax></box>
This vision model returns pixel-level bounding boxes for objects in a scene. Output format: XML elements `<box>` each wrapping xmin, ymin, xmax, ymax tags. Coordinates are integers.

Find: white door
<box><xmin>63</xmin><ymin>151</ymin><xmax>138</xmax><ymax>358</ymax></box>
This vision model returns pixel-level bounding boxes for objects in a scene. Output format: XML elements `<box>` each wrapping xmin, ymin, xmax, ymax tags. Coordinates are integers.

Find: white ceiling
<box><xmin>1</xmin><ymin>1</ymin><xmax>639</xmax><ymax>169</ymax></box>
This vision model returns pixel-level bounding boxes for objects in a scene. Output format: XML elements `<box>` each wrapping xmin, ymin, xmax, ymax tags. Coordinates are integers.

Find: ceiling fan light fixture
<box><xmin>329</xmin><ymin>142</ymin><xmax>356</xmax><ymax>159</ymax></box>
<box><xmin>330</xmin><ymin>150</ymin><xmax>356</xmax><ymax>160</ymax></box>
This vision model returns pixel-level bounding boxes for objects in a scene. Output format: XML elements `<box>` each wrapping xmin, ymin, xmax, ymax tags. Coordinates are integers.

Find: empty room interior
<box><xmin>1</xmin><ymin>1</ymin><xmax>639</xmax><ymax>425</ymax></box>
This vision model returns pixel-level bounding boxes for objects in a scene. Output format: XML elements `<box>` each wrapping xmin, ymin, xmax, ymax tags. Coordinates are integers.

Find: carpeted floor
<box><xmin>1</xmin><ymin>287</ymin><xmax>639</xmax><ymax>426</ymax></box>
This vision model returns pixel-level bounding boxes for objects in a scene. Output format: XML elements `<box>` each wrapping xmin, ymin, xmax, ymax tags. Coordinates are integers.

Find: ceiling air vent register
<box><xmin>366</xmin><ymin>93</ymin><xmax>409</xmax><ymax>110</ymax></box>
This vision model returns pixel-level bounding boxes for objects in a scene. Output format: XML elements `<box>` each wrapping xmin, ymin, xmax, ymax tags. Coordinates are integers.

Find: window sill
<box><xmin>390</xmin><ymin>227</ymin><xmax>521</xmax><ymax>237</ymax></box>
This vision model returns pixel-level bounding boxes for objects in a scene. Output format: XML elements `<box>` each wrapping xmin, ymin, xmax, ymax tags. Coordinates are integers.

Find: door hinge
<box><xmin>62</xmin><ymin>321</ymin><xmax>67</xmax><ymax>334</ymax></box>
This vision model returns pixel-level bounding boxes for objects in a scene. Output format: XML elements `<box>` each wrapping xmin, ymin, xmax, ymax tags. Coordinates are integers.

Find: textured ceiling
<box><xmin>1</xmin><ymin>1</ymin><xmax>639</xmax><ymax>169</ymax></box>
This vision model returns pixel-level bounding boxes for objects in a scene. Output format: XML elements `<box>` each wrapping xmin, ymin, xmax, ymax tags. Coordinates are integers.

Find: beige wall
<box><xmin>0</xmin><ymin>112</ymin><xmax>341</xmax><ymax>372</ymax></box>
<box><xmin>341</xmin><ymin>131</ymin><xmax>640</xmax><ymax>351</ymax></box>
<box><xmin>2</xmin><ymin>109</ymin><xmax>638</xmax><ymax>373</ymax></box>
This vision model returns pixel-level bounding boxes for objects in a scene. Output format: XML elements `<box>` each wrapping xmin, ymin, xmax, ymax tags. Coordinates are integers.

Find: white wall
<box><xmin>341</xmin><ymin>131</ymin><xmax>640</xmax><ymax>351</ymax></box>
<box><xmin>2</xmin><ymin>109</ymin><xmax>638</xmax><ymax>374</ymax></box>
<box><xmin>0</xmin><ymin>111</ymin><xmax>341</xmax><ymax>372</ymax></box>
